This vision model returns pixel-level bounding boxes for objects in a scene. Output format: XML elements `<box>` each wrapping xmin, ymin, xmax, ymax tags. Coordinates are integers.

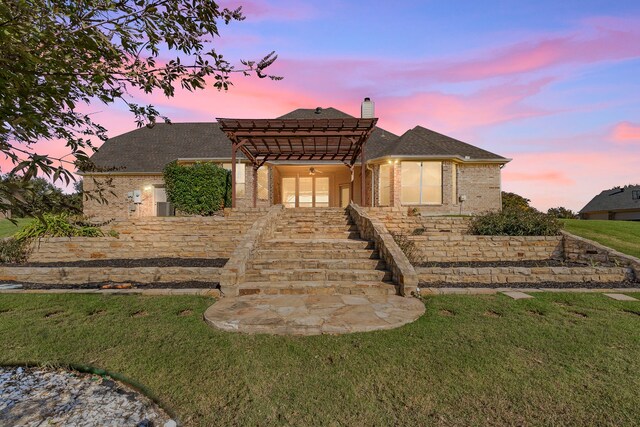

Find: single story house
<box><xmin>579</xmin><ymin>185</ymin><xmax>640</xmax><ymax>220</ymax></box>
<box><xmin>81</xmin><ymin>99</ymin><xmax>510</xmax><ymax>220</ymax></box>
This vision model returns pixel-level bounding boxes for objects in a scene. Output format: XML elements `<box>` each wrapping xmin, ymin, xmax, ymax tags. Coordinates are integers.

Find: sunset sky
<box><xmin>54</xmin><ymin>0</ymin><xmax>640</xmax><ymax>210</ymax></box>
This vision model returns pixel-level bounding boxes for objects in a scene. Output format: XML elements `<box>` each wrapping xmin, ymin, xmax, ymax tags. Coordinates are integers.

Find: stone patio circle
<box><xmin>204</xmin><ymin>294</ymin><xmax>425</xmax><ymax>335</ymax></box>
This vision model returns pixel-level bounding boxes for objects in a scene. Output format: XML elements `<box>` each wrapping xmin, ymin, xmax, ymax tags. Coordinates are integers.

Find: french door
<box><xmin>282</xmin><ymin>176</ymin><xmax>330</xmax><ymax>207</ymax></box>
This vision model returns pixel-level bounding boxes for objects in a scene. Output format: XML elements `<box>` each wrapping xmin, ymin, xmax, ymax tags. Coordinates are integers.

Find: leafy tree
<box><xmin>0</xmin><ymin>176</ymin><xmax>81</xmax><ymax>217</ymax></box>
<box><xmin>502</xmin><ymin>192</ymin><xmax>536</xmax><ymax>212</ymax></box>
<box><xmin>547</xmin><ymin>207</ymin><xmax>578</xmax><ymax>219</ymax></box>
<box><xmin>0</xmin><ymin>0</ymin><xmax>279</xmax><ymax>215</ymax></box>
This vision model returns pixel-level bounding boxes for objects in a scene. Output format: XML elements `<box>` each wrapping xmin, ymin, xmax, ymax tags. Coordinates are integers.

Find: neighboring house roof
<box><xmin>85</xmin><ymin>106</ymin><xmax>507</xmax><ymax>173</ymax></box>
<box><xmin>580</xmin><ymin>185</ymin><xmax>640</xmax><ymax>213</ymax></box>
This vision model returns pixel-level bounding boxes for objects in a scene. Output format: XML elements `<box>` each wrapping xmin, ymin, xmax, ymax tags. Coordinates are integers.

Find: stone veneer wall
<box><xmin>407</xmin><ymin>236</ymin><xmax>563</xmax><ymax>263</ymax></box>
<box><xmin>348</xmin><ymin>203</ymin><xmax>418</xmax><ymax>296</ymax></box>
<box><xmin>28</xmin><ymin>210</ymin><xmax>268</xmax><ymax>262</ymax></box>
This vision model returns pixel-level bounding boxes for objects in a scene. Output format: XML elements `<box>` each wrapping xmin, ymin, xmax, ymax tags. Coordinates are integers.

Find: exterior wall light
<box><xmin>144</xmin><ymin>185</ymin><xmax>153</xmax><ymax>191</ymax></box>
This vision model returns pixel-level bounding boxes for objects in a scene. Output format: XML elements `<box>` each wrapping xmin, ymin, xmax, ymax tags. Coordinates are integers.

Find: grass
<box><xmin>1</xmin><ymin>293</ymin><xmax>640</xmax><ymax>426</ymax></box>
<box><xmin>563</xmin><ymin>219</ymin><xmax>640</xmax><ymax>258</ymax></box>
<box><xmin>0</xmin><ymin>218</ymin><xmax>33</xmax><ymax>238</ymax></box>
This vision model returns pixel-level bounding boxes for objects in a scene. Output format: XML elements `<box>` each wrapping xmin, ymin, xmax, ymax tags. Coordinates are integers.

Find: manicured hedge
<box><xmin>468</xmin><ymin>208</ymin><xmax>563</xmax><ymax>236</ymax></box>
<box><xmin>163</xmin><ymin>161</ymin><xmax>231</xmax><ymax>215</ymax></box>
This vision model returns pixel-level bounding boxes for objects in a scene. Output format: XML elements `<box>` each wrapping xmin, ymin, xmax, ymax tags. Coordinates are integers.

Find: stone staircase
<box><xmin>238</xmin><ymin>208</ymin><xmax>398</xmax><ymax>296</ymax></box>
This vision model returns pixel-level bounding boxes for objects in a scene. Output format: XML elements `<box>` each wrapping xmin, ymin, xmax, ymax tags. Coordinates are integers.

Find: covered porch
<box><xmin>217</xmin><ymin>117</ymin><xmax>376</xmax><ymax>208</ymax></box>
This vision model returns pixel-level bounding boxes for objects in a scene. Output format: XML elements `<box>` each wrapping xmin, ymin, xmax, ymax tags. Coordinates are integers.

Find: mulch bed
<box><xmin>4</xmin><ymin>281</ymin><xmax>220</xmax><ymax>290</ymax></box>
<box><xmin>8</xmin><ymin>258</ymin><xmax>228</xmax><ymax>268</ymax></box>
<box><xmin>419</xmin><ymin>281</ymin><xmax>640</xmax><ymax>289</ymax></box>
<box><xmin>415</xmin><ymin>259</ymin><xmax>594</xmax><ymax>268</ymax></box>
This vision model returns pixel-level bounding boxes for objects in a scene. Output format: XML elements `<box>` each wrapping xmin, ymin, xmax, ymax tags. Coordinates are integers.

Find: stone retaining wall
<box><xmin>28</xmin><ymin>210</ymin><xmax>267</xmax><ymax>262</ymax></box>
<box><xmin>563</xmin><ymin>231</ymin><xmax>640</xmax><ymax>280</ymax></box>
<box><xmin>221</xmin><ymin>205</ymin><xmax>285</xmax><ymax>293</ymax></box>
<box><xmin>349</xmin><ymin>203</ymin><xmax>418</xmax><ymax>296</ymax></box>
<box><xmin>417</xmin><ymin>266</ymin><xmax>632</xmax><ymax>285</ymax></box>
<box><xmin>406</xmin><ymin>235</ymin><xmax>563</xmax><ymax>263</ymax></box>
<box><xmin>0</xmin><ymin>266</ymin><xmax>221</xmax><ymax>284</ymax></box>
<box><xmin>364</xmin><ymin>208</ymin><xmax>471</xmax><ymax>235</ymax></box>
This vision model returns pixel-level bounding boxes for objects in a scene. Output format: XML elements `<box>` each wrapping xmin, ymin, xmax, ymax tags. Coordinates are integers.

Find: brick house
<box><xmin>81</xmin><ymin>99</ymin><xmax>510</xmax><ymax>220</ymax></box>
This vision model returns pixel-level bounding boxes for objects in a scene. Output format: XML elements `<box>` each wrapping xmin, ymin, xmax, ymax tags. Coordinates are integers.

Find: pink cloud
<box><xmin>611</xmin><ymin>121</ymin><xmax>640</xmax><ymax>144</ymax></box>
<box><xmin>502</xmin><ymin>148</ymin><xmax>640</xmax><ymax>211</ymax></box>
<box><xmin>502</xmin><ymin>170</ymin><xmax>575</xmax><ymax>186</ymax></box>
<box><xmin>218</xmin><ymin>0</ymin><xmax>316</xmax><ymax>22</ymax></box>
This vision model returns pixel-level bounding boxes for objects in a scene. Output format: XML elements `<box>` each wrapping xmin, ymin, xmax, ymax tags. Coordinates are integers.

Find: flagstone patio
<box><xmin>203</xmin><ymin>294</ymin><xmax>425</xmax><ymax>335</ymax></box>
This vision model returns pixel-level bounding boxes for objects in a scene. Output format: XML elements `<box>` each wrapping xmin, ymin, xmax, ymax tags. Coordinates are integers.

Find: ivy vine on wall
<box><xmin>163</xmin><ymin>161</ymin><xmax>231</xmax><ymax>215</ymax></box>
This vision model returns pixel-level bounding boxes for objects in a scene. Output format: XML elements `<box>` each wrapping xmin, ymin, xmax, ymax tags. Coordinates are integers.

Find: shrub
<box><xmin>547</xmin><ymin>207</ymin><xmax>578</xmax><ymax>219</ymax></box>
<box><xmin>468</xmin><ymin>208</ymin><xmax>563</xmax><ymax>236</ymax></box>
<box><xmin>0</xmin><ymin>237</ymin><xmax>31</xmax><ymax>263</ymax></box>
<box><xmin>502</xmin><ymin>191</ymin><xmax>534</xmax><ymax>211</ymax></box>
<box><xmin>14</xmin><ymin>213</ymin><xmax>103</xmax><ymax>241</ymax></box>
<box><xmin>163</xmin><ymin>161</ymin><xmax>231</xmax><ymax>215</ymax></box>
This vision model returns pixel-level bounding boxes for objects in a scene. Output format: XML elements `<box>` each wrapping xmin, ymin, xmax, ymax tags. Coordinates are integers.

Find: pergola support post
<box><xmin>231</xmin><ymin>142</ymin><xmax>237</xmax><ymax>208</ymax></box>
<box><xmin>252</xmin><ymin>166</ymin><xmax>258</xmax><ymax>208</ymax></box>
<box><xmin>360</xmin><ymin>144</ymin><xmax>366</xmax><ymax>207</ymax></box>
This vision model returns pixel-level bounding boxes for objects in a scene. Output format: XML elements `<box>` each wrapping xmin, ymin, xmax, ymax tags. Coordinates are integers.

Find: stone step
<box><xmin>264</xmin><ymin>238</ymin><xmax>375</xmax><ymax>250</ymax></box>
<box><xmin>274</xmin><ymin>224</ymin><xmax>358</xmax><ymax>233</ymax></box>
<box><xmin>279</xmin><ymin>222</ymin><xmax>354</xmax><ymax>228</ymax></box>
<box><xmin>272</xmin><ymin>231</ymin><xmax>362</xmax><ymax>239</ymax></box>
<box><xmin>248</xmin><ymin>258</ymin><xmax>386</xmax><ymax>271</ymax></box>
<box><xmin>237</xmin><ymin>280</ymin><xmax>398</xmax><ymax>297</ymax></box>
<box><xmin>254</xmin><ymin>248</ymin><xmax>379</xmax><ymax>260</ymax></box>
<box><xmin>244</xmin><ymin>268</ymin><xmax>392</xmax><ymax>282</ymax></box>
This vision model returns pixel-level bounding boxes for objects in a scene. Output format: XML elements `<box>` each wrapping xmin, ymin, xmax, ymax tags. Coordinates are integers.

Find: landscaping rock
<box><xmin>0</xmin><ymin>366</ymin><xmax>172</xmax><ymax>426</ymax></box>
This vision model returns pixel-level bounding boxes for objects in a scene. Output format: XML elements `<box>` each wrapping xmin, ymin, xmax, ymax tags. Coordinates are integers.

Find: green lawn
<box><xmin>563</xmin><ymin>219</ymin><xmax>640</xmax><ymax>258</ymax></box>
<box><xmin>1</xmin><ymin>294</ymin><xmax>640</xmax><ymax>426</ymax></box>
<box><xmin>0</xmin><ymin>218</ymin><xmax>33</xmax><ymax>238</ymax></box>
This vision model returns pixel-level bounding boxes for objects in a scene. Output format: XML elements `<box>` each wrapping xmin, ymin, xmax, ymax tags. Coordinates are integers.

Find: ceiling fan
<box><xmin>308</xmin><ymin>167</ymin><xmax>324</xmax><ymax>175</ymax></box>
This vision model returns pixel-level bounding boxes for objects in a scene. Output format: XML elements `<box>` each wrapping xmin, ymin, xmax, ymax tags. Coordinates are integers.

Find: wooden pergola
<box><xmin>217</xmin><ymin>117</ymin><xmax>378</xmax><ymax>208</ymax></box>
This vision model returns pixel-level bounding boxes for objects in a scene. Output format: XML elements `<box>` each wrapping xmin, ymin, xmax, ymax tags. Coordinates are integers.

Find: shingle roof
<box><xmin>580</xmin><ymin>185</ymin><xmax>640</xmax><ymax>213</ymax></box>
<box><xmin>374</xmin><ymin>126</ymin><xmax>507</xmax><ymax>161</ymax></box>
<box><xmin>86</xmin><ymin>107</ymin><xmax>507</xmax><ymax>172</ymax></box>
<box><xmin>88</xmin><ymin>122</ymin><xmax>235</xmax><ymax>173</ymax></box>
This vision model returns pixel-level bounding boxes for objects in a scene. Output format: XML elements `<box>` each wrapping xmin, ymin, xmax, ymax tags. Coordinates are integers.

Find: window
<box><xmin>257</xmin><ymin>167</ymin><xmax>269</xmax><ymax>201</ymax></box>
<box><xmin>222</xmin><ymin>163</ymin><xmax>246</xmax><ymax>197</ymax></box>
<box><xmin>401</xmin><ymin>161</ymin><xmax>442</xmax><ymax>205</ymax></box>
<box><xmin>633</xmin><ymin>190</ymin><xmax>640</xmax><ymax>200</ymax></box>
<box><xmin>378</xmin><ymin>163</ymin><xmax>391</xmax><ymax>206</ymax></box>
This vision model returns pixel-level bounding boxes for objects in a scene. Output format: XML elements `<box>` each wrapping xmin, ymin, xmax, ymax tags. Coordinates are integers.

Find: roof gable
<box><xmin>371</xmin><ymin>125</ymin><xmax>507</xmax><ymax>161</ymax></box>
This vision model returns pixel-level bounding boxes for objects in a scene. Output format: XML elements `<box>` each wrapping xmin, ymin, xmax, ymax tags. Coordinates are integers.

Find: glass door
<box><xmin>315</xmin><ymin>177</ymin><xmax>329</xmax><ymax>207</ymax></box>
<box><xmin>282</xmin><ymin>177</ymin><xmax>296</xmax><ymax>208</ymax></box>
<box><xmin>298</xmin><ymin>177</ymin><xmax>313</xmax><ymax>207</ymax></box>
<box><xmin>340</xmin><ymin>184</ymin><xmax>350</xmax><ymax>208</ymax></box>
<box><xmin>281</xmin><ymin>175</ymin><xmax>332</xmax><ymax>207</ymax></box>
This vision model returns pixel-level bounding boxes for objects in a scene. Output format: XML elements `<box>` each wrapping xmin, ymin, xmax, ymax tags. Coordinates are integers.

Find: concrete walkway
<box><xmin>203</xmin><ymin>294</ymin><xmax>425</xmax><ymax>335</ymax></box>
